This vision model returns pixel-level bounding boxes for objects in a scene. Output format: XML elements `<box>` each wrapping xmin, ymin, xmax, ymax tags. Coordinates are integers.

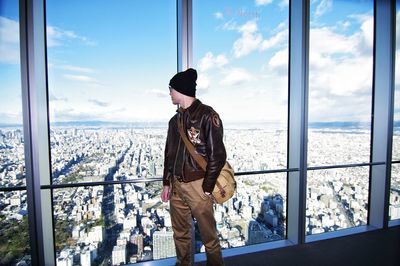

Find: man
<box><xmin>161</xmin><ymin>68</ymin><xmax>226</xmax><ymax>266</ymax></box>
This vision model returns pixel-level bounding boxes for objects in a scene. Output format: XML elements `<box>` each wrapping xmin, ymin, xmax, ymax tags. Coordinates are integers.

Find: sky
<box><xmin>0</xmin><ymin>0</ymin><xmax>393</xmax><ymax>126</ymax></box>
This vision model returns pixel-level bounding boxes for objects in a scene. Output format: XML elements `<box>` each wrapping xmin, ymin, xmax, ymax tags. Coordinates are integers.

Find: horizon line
<box><xmin>0</xmin><ymin>120</ymin><xmax>380</xmax><ymax>127</ymax></box>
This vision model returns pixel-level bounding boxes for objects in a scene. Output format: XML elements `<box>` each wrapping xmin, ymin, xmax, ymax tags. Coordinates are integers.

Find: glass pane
<box><xmin>234</xmin><ymin>173</ymin><xmax>286</xmax><ymax>246</ymax></box>
<box><xmin>392</xmin><ymin>0</ymin><xmax>400</xmax><ymax>221</ymax></box>
<box><xmin>54</xmin><ymin>174</ymin><xmax>286</xmax><ymax>265</ymax></box>
<box><xmin>193</xmin><ymin>0</ymin><xmax>289</xmax><ymax>171</ymax></box>
<box><xmin>53</xmin><ymin>182</ymin><xmax>162</xmax><ymax>265</ymax></box>
<box><xmin>308</xmin><ymin>0</ymin><xmax>374</xmax><ymax>167</ymax></box>
<box><xmin>46</xmin><ymin>0</ymin><xmax>176</xmax><ymax>184</ymax></box>
<box><xmin>54</xmin><ymin>183</ymin><xmax>175</xmax><ymax>265</ymax></box>
<box><xmin>306</xmin><ymin>167</ymin><xmax>369</xmax><ymax>235</ymax></box>
<box><xmin>395</xmin><ymin>0</ymin><xmax>400</xmax><ymax>162</ymax></box>
<box><xmin>0</xmin><ymin>191</ymin><xmax>31</xmax><ymax>265</ymax></box>
<box><xmin>390</xmin><ymin>164</ymin><xmax>400</xmax><ymax>220</ymax></box>
<box><xmin>0</xmin><ymin>1</ymin><xmax>26</xmax><ymax>188</ymax></box>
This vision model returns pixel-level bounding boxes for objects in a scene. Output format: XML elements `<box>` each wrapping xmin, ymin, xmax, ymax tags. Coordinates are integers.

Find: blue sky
<box><xmin>0</xmin><ymin>0</ymin><xmax>380</xmax><ymax>125</ymax></box>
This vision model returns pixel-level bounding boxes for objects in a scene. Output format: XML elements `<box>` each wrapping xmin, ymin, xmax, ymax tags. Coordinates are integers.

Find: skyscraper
<box><xmin>130</xmin><ymin>233</ymin><xmax>144</xmax><ymax>257</ymax></box>
<box><xmin>112</xmin><ymin>245</ymin><xmax>126</xmax><ymax>266</ymax></box>
<box><xmin>152</xmin><ymin>230</ymin><xmax>176</xmax><ymax>260</ymax></box>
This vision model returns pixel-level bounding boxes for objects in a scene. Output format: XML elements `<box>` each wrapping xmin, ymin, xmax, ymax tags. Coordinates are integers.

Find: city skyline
<box><xmin>1</xmin><ymin>124</ymin><xmax>399</xmax><ymax>265</ymax></box>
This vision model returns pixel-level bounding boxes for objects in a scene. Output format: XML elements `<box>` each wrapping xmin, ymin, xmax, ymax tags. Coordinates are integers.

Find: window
<box><xmin>54</xmin><ymin>184</ymin><xmax>173</xmax><ymax>264</ymax></box>
<box><xmin>391</xmin><ymin>0</ymin><xmax>400</xmax><ymax>221</ymax></box>
<box><xmin>308</xmin><ymin>0</ymin><xmax>373</xmax><ymax>166</ymax></box>
<box><xmin>0</xmin><ymin>1</ymin><xmax>26</xmax><ymax>188</ymax></box>
<box><xmin>307</xmin><ymin>0</ymin><xmax>374</xmax><ymax>234</ymax></box>
<box><xmin>46</xmin><ymin>0</ymin><xmax>176</xmax><ymax>184</ymax></box>
<box><xmin>193</xmin><ymin>0</ymin><xmax>289</xmax><ymax>247</ymax></box>
<box><xmin>45</xmin><ymin>0</ymin><xmax>176</xmax><ymax>264</ymax></box>
<box><xmin>0</xmin><ymin>1</ymin><xmax>31</xmax><ymax>264</ymax></box>
<box><xmin>306</xmin><ymin>167</ymin><xmax>369</xmax><ymax>234</ymax></box>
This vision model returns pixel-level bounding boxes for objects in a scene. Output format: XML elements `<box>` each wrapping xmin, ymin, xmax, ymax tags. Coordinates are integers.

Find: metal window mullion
<box><xmin>369</xmin><ymin>0</ymin><xmax>395</xmax><ymax>228</ymax></box>
<box><xmin>19</xmin><ymin>1</ymin><xmax>41</xmax><ymax>265</ymax></box>
<box><xmin>177</xmin><ymin>0</ymin><xmax>192</xmax><ymax>71</ymax></box>
<box><xmin>20</xmin><ymin>0</ymin><xmax>55</xmax><ymax>265</ymax></box>
<box><xmin>287</xmin><ymin>0</ymin><xmax>310</xmax><ymax>244</ymax></box>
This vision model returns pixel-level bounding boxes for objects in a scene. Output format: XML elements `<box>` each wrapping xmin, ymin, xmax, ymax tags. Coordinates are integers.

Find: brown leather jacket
<box><xmin>163</xmin><ymin>99</ymin><xmax>226</xmax><ymax>193</ymax></box>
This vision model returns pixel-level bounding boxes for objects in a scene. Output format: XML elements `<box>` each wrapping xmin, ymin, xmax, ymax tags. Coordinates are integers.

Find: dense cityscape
<box><xmin>0</xmin><ymin>125</ymin><xmax>400</xmax><ymax>265</ymax></box>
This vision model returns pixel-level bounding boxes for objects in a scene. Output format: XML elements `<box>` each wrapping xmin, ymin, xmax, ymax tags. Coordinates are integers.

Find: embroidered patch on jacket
<box><xmin>187</xmin><ymin>127</ymin><xmax>201</xmax><ymax>144</ymax></box>
<box><xmin>212</xmin><ymin>114</ymin><xmax>221</xmax><ymax>128</ymax></box>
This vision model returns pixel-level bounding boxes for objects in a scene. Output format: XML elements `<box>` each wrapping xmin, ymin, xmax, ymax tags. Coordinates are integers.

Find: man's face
<box><xmin>169</xmin><ymin>87</ymin><xmax>182</xmax><ymax>105</ymax></box>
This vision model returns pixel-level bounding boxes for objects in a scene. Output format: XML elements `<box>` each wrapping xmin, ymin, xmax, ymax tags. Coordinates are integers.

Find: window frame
<box><xmin>1</xmin><ymin>0</ymin><xmax>395</xmax><ymax>265</ymax></box>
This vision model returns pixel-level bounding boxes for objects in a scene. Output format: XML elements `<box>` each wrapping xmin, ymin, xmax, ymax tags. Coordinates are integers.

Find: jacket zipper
<box><xmin>182</xmin><ymin>145</ymin><xmax>186</xmax><ymax>181</ymax></box>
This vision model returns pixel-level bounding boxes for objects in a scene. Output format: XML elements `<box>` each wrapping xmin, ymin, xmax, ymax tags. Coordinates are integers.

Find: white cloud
<box><xmin>63</xmin><ymin>74</ymin><xmax>97</xmax><ymax>83</ymax></box>
<box><xmin>307</xmin><ymin>14</ymin><xmax>374</xmax><ymax>121</ymax></box>
<box><xmin>0</xmin><ymin>111</ymin><xmax>22</xmax><ymax>124</ymax></box>
<box><xmin>0</xmin><ymin>17</ymin><xmax>19</xmax><ymax>43</ymax></box>
<box><xmin>214</xmin><ymin>12</ymin><xmax>224</xmax><ymax>20</ymax></box>
<box><xmin>268</xmin><ymin>48</ymin><xmax>288</xmax><ymax>74</ymax></box>
<box><xmin>310</xmin><ymin>56</ymin><xmax>372</xmax><ymax>97</ymax></box>
<box><xmin>310</xmin><ymin>27</ymin><xmax>357</xmax><ymax>55</ymax></box>
<box><xmin>197</xmin><ymin>52</ymin><xmax>229</xmax><ymax>72</ymax></box>
<box><xmin>47</xmin><ymin>25</ymin><xmax>96</xmax><ymax>47</ymax></box>
<box><xmin>148</xmin><ymin>89</ymin><xmax>169</xmax><ymax>98</ymax></box>
<box><xmin>335</xmin><ymin>20</ymin><xmax>351</xmax><ymax>32</ymax></box>
<box><xmin>279</xmin><ymin>0</ymin><xmax>289</xmax><ymax>8</ymax></box>
<box><xmin>49</xmin><ymin>93</ymin><xmax>68</xmax><ymax>102</ymax></box>
<box><xmin>395</xmin><ymin>50</ymin><xmax>400</xmax><ymax>86</ymax></box>
<box><xmin>89</xmin><ymin>99</ymin><xmax>110</xmax><ymax>107</ymax></box>
<box><xmin>220</xmin><ymin>20</ymin><xmax>238</xmax><ymax>31</ymax></box>
<box><xmin>231</xmin><ymin>19</ymin><xmax>288</xmax><ymax>58</ymax></box>
<box><xmin>233</xmin><ymin>21</ymin><xmax>263</xmax><ymax>58</ymax></box>
<box><xmin>315</xmin><ymin>0</ymin><xmax>333</xmax><ymax>17</ymax></box>
<box><xmin>220</xmin><ymin>68</ymin><xmax>254</xmax><ymax>86</ymax></box>
<box><xmin>0</xmin><ymin>17</ymin><xmax>20</xmax><ymax>64</ymax></box>
<box><xmin>260</xmin><ymin>30</ymin><xmax>288</xmax><ymax>50</ymax></box>
<box><xmin>197</xmin><ymin>73</ymin><xmax>211</xmax><ymax>91</ymax></box>
<box><xmin>50</xmin><ymin>108</ymin><xmax>102</xmax><ymax>122</ymax></box>
<box><xmin>358</xmin><ymin>15</ymin><xmax>374</xmax><ymax>52</ymax></box>
<box><xmin>309</xmin><ymin>50</ymin><xmax>333</xmax><ymax>71</ymax></box>
<box><xmin>239</xmin><ymin>20</ymin><xmax>258</xmax><ymax>34</ymax></box>
<box><xmin>272</xmin><ymin>22</ymin><xmax>287</xmax><ymax>33</ymax></box>
<box><xmin>60</xmin><ymin>65</ymin><xmax>95</xmax><ymax>73</ymax></box>
<box><xmin>255</xmin><ymin>0</ymin><xmax>273</xmax><ymax>6</ymax></box>
<box><xmin>397</xmin><ymin>11</ymin><xmax>400</xmax><ymax>47</ymax></box>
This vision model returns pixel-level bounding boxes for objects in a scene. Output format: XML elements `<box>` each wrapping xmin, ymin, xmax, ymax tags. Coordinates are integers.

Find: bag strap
<box><xmin>177</xmin><ymin>116</ymin><xmax>207</xmax><ymax>171</ymax></box>
<box><xmin>177</xmin><ymin>116</ymin><xmax>224</xmax><ymax>194</ymax></box>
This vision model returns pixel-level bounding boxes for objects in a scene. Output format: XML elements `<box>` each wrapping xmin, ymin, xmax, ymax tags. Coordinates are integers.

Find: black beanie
<box><xmin>169</xmin><ymin>68</ymin><xmax>197</xmax><ymax>97</ymax></box>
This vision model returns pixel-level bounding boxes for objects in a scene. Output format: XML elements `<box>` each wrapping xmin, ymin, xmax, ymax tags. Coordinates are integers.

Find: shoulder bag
<box><xmin>177</xmin><ymin>118</ymin><xmax>236</xmax><ymax>204</ymax></box>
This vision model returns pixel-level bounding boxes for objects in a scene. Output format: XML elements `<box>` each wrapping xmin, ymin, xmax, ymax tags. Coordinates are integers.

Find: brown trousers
<box><xmin>170</xmin><ymin>178</ymin><xmax>224</xmax><ymax>266</ymax></box>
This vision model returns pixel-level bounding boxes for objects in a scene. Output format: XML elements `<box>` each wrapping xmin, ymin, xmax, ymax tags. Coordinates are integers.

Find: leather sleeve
<box><xmin>163</xmin><ymin>125</ymin><xmax>171</xmax><ymax>186</ymax></box>
<box><xmin>202</xmin><ymin>112</ymin><xmax>227</xmax><ymax>193</ymax></box>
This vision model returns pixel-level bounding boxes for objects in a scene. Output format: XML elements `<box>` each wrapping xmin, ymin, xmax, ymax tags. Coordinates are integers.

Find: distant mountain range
<box><xmin>1</xmin><ymin>120</ymin><xmax>400</xmax><ymax>129</ymax></box>
<box><xmin>50</xmin><ymin>121</ymin><xmax>167</xmax><ymax>128</ymax></box>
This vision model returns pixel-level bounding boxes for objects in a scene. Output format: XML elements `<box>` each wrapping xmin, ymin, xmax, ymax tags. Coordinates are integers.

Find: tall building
<box><xmin>247</xmin><ymin>220</ymin><xmax>272</xmax><ymax>245</ymax></box>
<box><xmin>56</xmin><ymin>256</ymin><xmax>73</xmax><ymax>266</ymax></box>
<box><xmin>130</xmin><ymin>233</ymin><xmax>144</xmax><ymax>257</ymax></box>
<box><xmin>152</xmin><ymin>230</ymin><xmax>176</xmax><ymax>260</ymax></box>
<box><xmin>80</xmin><ymin>249</ymin><xmax>91</xmax><ymax>266</ymax></box>
<box><xmin>112</xmin><ymin>245</ymin><xmax>126</xmax><ymax>266</ymax></box>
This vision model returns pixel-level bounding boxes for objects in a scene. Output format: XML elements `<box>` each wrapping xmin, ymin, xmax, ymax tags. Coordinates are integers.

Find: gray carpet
<box><xmin>199</xmin><ymin>226</ymin><xmax>400</xmax><ymax>266</ymax></box>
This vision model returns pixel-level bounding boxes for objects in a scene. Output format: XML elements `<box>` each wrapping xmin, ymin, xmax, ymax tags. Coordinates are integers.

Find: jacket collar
<box><xmin>177</xmin><ymin>99</ymin><xmax>201</xmax><ymax>115</ymax></box>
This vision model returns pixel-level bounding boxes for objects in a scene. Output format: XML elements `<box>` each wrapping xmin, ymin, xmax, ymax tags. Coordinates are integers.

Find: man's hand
<box><xmin>161</xmin><ymin>186</ymin><xmax>171</xmax><ymax>202</ymax></box>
